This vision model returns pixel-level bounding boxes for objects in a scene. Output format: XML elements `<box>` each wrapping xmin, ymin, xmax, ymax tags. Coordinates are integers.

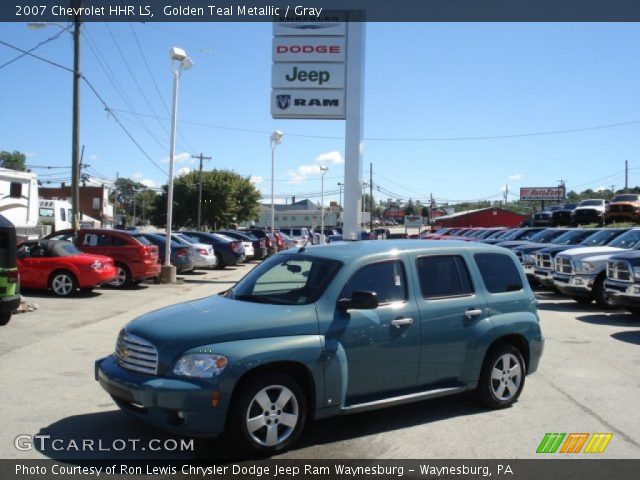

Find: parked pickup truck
<box><xmin>605</xmin><ymin>194</ymin><xmax>640</xmax><ymax>224</ymax></box>
<box><xmin>571</xmin><ymin>199</ymin><xmax>608</xmax><ymax>226</ymax></box>
<box><xmin>96</xmin><ymin>241</ymin><xmax>544</xmax><ymax>454</ymax></box>
<box><xmin>534</xmin><ymin>229</ymin><xmax>627</xmax><ymax>289</ymax></box>
<box><xmin>553</xmin><ymin>228</ymin><xmax>640</xmax><ymax>306</ymax></box>
<box><xmin>604</xmin><ymin>250</ymin><xmax>640</xmax><ymax>315</ymax></box>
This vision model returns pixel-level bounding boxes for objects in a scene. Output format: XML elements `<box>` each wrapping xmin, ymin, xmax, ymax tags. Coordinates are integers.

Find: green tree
<box><xmin>404</xmin><ymin>198</ymin><xmax>415</xmax><ymax>216</ymax></box>
<box><xmin>0</xmin><ymin>150</ymin><xmax>27</xmax><ymax>171</ymax></box>
<box><xmin>110</xmin><ymin>177</ymin><xmax>147</xmax><ymax>218</ymax></box>
<box><xmin>151</xmin><ymin>169</ymin><xmax>261</xmax><ymax>229</ymax></box>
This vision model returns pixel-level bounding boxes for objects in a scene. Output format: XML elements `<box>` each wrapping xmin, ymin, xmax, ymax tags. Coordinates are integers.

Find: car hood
<box><xmin>574</xmin><ymin>205</ymin><xmax>604</xmax><ymax>211</ymax></box>
<box><xmin>496</xmin><ymin>241</ymin><xmax>532</xmax><ymax>249</ymax></box>
<box><xmin>557</xmin><ymin>246</ymin><xmax>624</xmax><ymax>261</ymax></box>
<box><xmin>124</xmin><ymin>295</ymin><xmax>319</xmax><ymax>361</ymax></box>
<box><xmin>513</xmin><ymin>243</ymin><xmax>553</xmax><ymax>253</ymax></box>
<box><xmin>538</xmin><ymin>245</ymin><xmax>574</xmax><ymax>256</ymax></box>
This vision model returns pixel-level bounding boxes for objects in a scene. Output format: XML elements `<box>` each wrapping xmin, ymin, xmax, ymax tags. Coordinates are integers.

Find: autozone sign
<box><xmin>271</xmin><ymin>90</ymin><xmax>345</xmax><ymax>119</ymax></box>
<box><xmin>271</xmin><ymin>63</ymin><xmax>345</xmax><ymax>89</ymax></box>
<box><xmin>272</xmin><ymin>37</ymin><xmax>346</xmax><ymax>62</ymax></box>
<box><xmin>520</xmin><ymin>187</ymin><xmax>566</xmax><ymax>201</ymax></box>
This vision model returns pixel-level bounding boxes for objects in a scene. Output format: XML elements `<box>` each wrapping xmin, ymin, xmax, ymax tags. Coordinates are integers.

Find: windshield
<box><xmin>579</xmin><ymin>200</ymin><xmax>604</xmax><ymax>207</ymax></box>
<box><xmin>529</xmin><ymin>229</ymin><xmax>565</xmax><ymax>243</ymax></box>
<box><xmin>579</xmin><ymin>229</ymin><xmax>624</xmax><ymax>247</ymax></box>
<box><xmin>608</xmin><ymin>229</ymin><xmax>640</xmax><ymax>249</ymax></box>
<box><xmin>612</xmin><ymin>195</ymin><xmax>640</xmax><ymax>202</ymax></box>
<box><xmin>518</xmin><ymin>229</ymin><xmax>543</xmax><ymax>240</ymax></box>
<box><xmin>230</xmin><ymin>254</ymin><xmax>342</xmax><ymax>305</ymax></box>
<box><xmin>552</xmin><ymin>230</ymin><xmax>596</xmax><ymax>245</ymax></box>
<box><xmin>132</xmin><ymin>234</ymin><xmax>152</xmax><ymax>245</ymax></box>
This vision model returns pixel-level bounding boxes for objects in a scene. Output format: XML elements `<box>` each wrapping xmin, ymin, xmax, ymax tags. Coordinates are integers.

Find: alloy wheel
<box><xmin>109</xmin><ymin>267</ymin><xmax>127</xmax><ymax>287</ymax></box>
<box><xmin>52</xmin><ymin>274</ymin><xmax>74</xmax><ymax>296</ymax></box>
<box><xmin>245</xmin><ymin>385</ymin><xmax>299</xmax><ymax>448</ymax></box>
<box><xmin>490</xmin><ymin>353</ymin><xmax>522</xmax><ymax>401</ymax></box>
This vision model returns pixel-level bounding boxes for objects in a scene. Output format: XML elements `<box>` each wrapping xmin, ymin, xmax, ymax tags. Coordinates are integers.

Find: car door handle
<box><xmin>465</xmin><ymin>308</ymin><xmax>484</xmax><ymax>318</ymax></box>
<box><xmin>391</xmin><ymin>317</ymin><xmax>414</xmax><ymax>327</ymax></box>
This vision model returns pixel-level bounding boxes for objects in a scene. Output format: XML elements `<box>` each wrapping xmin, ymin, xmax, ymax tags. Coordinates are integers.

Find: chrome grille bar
<box><xmin>115</xmin><ymin>331</ymin><xmax>158</xmax><ymax>375</ymax></box>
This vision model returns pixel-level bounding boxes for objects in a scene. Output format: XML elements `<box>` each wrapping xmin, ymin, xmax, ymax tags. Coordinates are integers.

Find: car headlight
<box><xmin>524</xmin><ymin>254</ymin><xmax>535</xmax><ymax>264</ymax></box>
<box><xmin>575</xmin><ymin>261</ymin><xmax>595</xmax><ymax>273</ymax></box>
<box><xmin>633</xmin><ymin>267</ymin><xmax>640</xmax><ymax>280</ymax></box>
<box><xmin>91</xmin><ymin>260</ymin><xmax>102</xmax><ymax>270</ymax></box>
<box><xmin>173</xmin><ymin>354</ymin><xmax>228</xmax><ymax>378</ymax></box>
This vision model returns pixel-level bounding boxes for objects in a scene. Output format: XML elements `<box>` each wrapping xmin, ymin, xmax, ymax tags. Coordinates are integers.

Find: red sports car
<box><xmin>17</xmin><ymin>240</ymin><xmax>116</xmax><ymax>296</ymax></box>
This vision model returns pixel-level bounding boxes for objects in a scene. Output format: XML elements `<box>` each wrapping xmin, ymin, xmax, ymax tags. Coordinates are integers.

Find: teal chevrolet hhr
<box><xmin>96</xmin><ymin>240</ymin><xmax>544</xmax><ymax>454</ymax></box>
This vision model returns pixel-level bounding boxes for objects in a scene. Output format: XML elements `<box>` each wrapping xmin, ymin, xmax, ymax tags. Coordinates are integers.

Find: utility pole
<box><xmin>610</xmin><ymin>184</ymin><xmax>616</xmax><ymax>199</ymax></box>
<box><xmin>557</xmin><ymin>179</ymin><xmax>566</xmax><ymax>203</ymax></box>
<box><xmin>337</xmin><ymin>182</ymin><xmax>343</xmax><ymax>227</ymax></box>
<box><xmin>115</xmin><ymin>171</ymin><xmax>119</xmax><ymax>224</ymax></box>
<box><xmin>625</xmin><ymin>160</ymin><xmax>629</xmax><ymax>192</ymax></box>
<box><xmin>503</xmin><ymin>184</ymin><xmax>509</xmax><ymax>207</ymax></box>
<box><xmin>70</xmin><ymin>0</ymin><xmax>82</xmax><ymax>231</ymax></box>
<box><xmin>369</xmin><ymin>163</ymin><xmax>373</xmax><ymax>231</ymax></box>
<box><xmin>192</xmin><ymin>153</ymin><xmax>212</xmax><ymax>230</ymax></box>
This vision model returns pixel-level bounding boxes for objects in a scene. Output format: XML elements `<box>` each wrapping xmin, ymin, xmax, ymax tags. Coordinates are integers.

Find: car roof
<box><xmin>280</xmin><ymin>239</ymin><xmax>506</xmax><ymax>262</ymax></box>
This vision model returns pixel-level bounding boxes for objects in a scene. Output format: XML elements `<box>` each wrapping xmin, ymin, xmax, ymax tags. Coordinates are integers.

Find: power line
<box><xmin>0</xmin><ymin>26</ymin><xmax>70</xmax><ymax>70</ymax></box>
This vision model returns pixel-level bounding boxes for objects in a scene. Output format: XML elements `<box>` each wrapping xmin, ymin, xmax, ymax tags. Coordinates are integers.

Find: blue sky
<box><xmin>2</xmin><ymin>22</ymin><xmax>639</xmax><ymax>206</ymax></box>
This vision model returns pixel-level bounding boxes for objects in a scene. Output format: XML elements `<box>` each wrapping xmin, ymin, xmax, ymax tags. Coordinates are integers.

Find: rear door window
<box><xmin>416</xmin><ymin>255</ymin><xmax>474</xmax><ymax>299</ymax></box>
<box><xmin>82</xmin><ymin>233</ymin><xmax>109</xmax><ymax>247</ymax></box>
<box><xmin>474</xmin><ymin>253</ymin><xmax>523</xmax><ymax>293</ymax></box>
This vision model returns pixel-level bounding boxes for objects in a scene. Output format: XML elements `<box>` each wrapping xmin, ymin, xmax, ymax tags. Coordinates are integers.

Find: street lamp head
<box><xmin>320</xmin><ymin>165</ymin><xmax>329</xmax><ymax>174</ymax></box>
<box><xmin>270</xmin><ymin>130</ymin><xmax>284</xmax><ymax>145</ymax></box>
<box><xmin>170</xmin><ymin>47</ymin><xmax>188</xmax><ymax>61</ymax></box>
<box><xmin>181</xmin><ymin>56</ymin><xmax>194</xmax><ymax>70</ymax></box>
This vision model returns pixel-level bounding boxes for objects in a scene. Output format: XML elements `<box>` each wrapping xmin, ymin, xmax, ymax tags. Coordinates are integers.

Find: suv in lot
<box><xmin>553</xmin><ymin>228</ymin><xmax>640</xmax><ymax>306</ymax></box>
<box><xmin>96</xmin><ymin>241</ymin><xmax>543</xmax><ymax>454</ymax></box>
<box><xmin>46</xmin><ymin>228</ymin><xmax>161</xmax><ymax>287</ymax></box>
<box><xmin>605</xmin><ymin>194</ymin><xmax>640</xmax><ymax>223</ymax></box>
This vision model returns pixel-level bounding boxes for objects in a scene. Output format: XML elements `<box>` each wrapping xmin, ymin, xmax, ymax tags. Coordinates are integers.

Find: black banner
<box><xmin>3</xmin><ymin>0</ymin><xmax>640</xmax><ymax>22</ymax></box>
<box><xmin>1</xmin><ymin>460</ymin><xmax>639</xmax><ymax>480</ymax></box>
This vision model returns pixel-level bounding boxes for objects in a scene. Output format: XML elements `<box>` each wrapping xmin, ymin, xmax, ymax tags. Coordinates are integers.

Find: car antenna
<box><xmin>298</xmin><ymin>234</ymin><xmax>311</xmax><ymax>253</ymax></box>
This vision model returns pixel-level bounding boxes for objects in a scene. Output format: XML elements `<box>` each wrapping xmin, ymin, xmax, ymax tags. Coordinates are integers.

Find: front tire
<box><xmin>594</xmin><ymin>277</ymin><xmax>616</xmax><ymax>309</ymax></box>
<box><xmin>108</xmin><ymin>264</ymin><xmax>130</xmax><ymax>288</ymax></box>
<box><xmin>214</xmin><ymin>253</ymin><xmax>225</xmax><ymax>270</ymax></box>
<box><xmin>0</xmin><ymin>312</ymin><xmax>11</xmax><ymax>326</ymax></box>
<box><xmin>228</xmin><ymin>373</ymin><xmax>307</xmax><ymax>455</ymax></box>
<box><xmin>49</xmin><ymin>271</ymin><xmax>78</xmax><ymax>297</ymax></box>
<box><xmin>476</xmin><ymin>344</ymin><xmax>526</xmax><ymax>409</ymax></box>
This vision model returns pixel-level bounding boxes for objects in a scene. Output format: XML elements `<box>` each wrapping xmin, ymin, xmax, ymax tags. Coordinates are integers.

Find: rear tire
<box><xmin>0</xmin><ymin>312</ymin><xmax>11</xmax><ymax>326</ymax></box>
<box><xmin>228</xmin><ymin>373</ymin><xmax>307</xmax><ymax>455</ymax></box>
<box><xmin>49</xmin><ymin>270</ymin><xmax>78</xmax><ymax>297</ymax></box>
<box><xmin>215</xmin><ymin>253</ymin><xmax>225</xmax><ymax>270</ymax></box>
<box><xmin>108</xmin><ymin>264</ymin><xmax>131</xmax><ymax>288</ymax></box>
<box><xmin>476</xmin><ymin>344</ymin><xmax>526</xmax><ymax>409</ymax></box>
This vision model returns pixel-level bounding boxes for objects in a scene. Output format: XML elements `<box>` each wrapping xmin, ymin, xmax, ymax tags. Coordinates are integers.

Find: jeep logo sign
<box><xmin>272</xmin><ymin>64</ymin><xmax>345</xmax><ymax>89</ymax></box>
<box><xmin>270</xmin><ymin>90</ymin><xmax>345</xmax><ymax>119</ymax></box>
<box><xmin>272</xmin><ymin>38</ymin><xmax>346</xmax><ymax>62</ymax></box>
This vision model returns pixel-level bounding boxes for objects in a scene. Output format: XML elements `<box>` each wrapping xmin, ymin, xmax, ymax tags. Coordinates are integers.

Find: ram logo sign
<box><xmin>536</xmin><ymin>433</ymin><xmax>613</xmax><ymax>454</ymax></box>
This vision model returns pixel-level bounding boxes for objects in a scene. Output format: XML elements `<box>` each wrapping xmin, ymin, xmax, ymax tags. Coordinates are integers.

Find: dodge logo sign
<box><xmin>276</xmin><ymin>94</ymin><xmax>291</xmax><ymax>110</ymax></box>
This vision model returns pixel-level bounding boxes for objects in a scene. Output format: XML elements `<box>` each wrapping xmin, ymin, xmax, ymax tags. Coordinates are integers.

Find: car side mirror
<box><xmin>337</xmin><ymin>291</ymin><xmax>379</xmax><ymax>310</ymax></box>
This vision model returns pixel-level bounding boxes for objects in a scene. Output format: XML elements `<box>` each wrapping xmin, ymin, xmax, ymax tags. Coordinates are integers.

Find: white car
<box><xmin>240</xmin><ymin>241</ymin><xmax>254</xmax><ymax>261</ymax></box>
<box><xmin>172</xmin><ymin>233</ymin><xmax>217</xmax><ymax>269</ymax></box>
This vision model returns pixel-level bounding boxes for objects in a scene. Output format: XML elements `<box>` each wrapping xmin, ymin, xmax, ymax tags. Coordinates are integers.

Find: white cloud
<box><xmin>90</xmin><ymin>154</ymin><xmax>99</xmax><ymax>161</ymax></box>
<box><xmin>131</xmin><ymin>172</ymin><xmax>158</xmax><ymax>188</ymax></box>
<box><xmin>176</xmin><ymin>167</ymin><xmax>191</xmax><ymax>177</ymax></box>
<box><xmin>315</xmin><ymin>150</ymin><xmax>344</xmax><ymax>165</ymax></box>
<box><xmin>25</xmin><ymin>152</ymin><xmax>38</xmax><ymax>159</ymax></box>
<box><xmin>508</xmin><ymin>174</ymin><xmax>524</xmax><ymax>181</ymax></box>
<box><xmin>595</xmin><ymin>186</ymin><xmax>607</xmax><ymax>192</ymax></box>
<box><xmin>287</xmin><ymin>164</ymin><xmax>323</xmax><ymax>184</ymax></box>
<box><xmin>250</xmin><ymin>175</ymin><xmax>264</xmax><ymax>185</ymax></box>
<box><xmin>161</xmin><ymin>152</ymin><xmax>193</xmax><ymax>164</ymax></box>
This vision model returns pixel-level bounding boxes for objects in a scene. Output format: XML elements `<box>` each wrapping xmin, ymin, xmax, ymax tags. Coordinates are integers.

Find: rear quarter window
<box><xmin>416</xmin><ymin>255</ymin><xmax>474</xmax><ymax>299</ymax></box>
<box><xmin>474</xmin><ymin>253</ymin><xmax>523</xmax><ymax>294</ymax></box>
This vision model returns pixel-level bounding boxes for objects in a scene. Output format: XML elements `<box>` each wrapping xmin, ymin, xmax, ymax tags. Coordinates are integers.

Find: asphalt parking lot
<box><xmin>1</xmin><ymin>262</ymin><xmax>639</xmax><ymax>460</ymax></box>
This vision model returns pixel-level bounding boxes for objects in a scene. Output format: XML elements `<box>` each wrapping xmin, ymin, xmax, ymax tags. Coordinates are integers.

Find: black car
<box><xmin>180</xmin><ymin>231</ymin><xmax>245</xmax><ymax>269</ymax></box>
<box><xmin>550</xmin><ymin>204</ymin><xmax>577</xmax><ymax>226</ymax></box>
<box><xmin>240</xmin><ymin>228</ymin><xmax>277</xmax><ymax>256</ymax></box>
<box><xmin>218</xmin><ymin>230</ymin><xmax>267</xmax><ymax>260</ymax></box>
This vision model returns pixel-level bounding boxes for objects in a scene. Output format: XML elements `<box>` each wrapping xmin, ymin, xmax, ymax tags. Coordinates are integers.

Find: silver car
<box><xmin>172</xmin><ymin>233</ymin><xmax>217</xmax><ymax>269</ymax></box>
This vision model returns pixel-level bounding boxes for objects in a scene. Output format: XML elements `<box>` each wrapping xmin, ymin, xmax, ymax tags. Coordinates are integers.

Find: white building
<box><xmin>249</xmin><ymin>199</ymin><xmax>341</xmax><ymax>229</ymax></box>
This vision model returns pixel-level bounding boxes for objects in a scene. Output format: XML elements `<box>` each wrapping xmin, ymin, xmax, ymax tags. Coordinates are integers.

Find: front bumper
<box><xmin>553</xmin><ymin>272</ymin><xmax>597</xmax><ymax>297</ymax></box>
<box><xmin>534</xmin><ymin>268</ymin><xmax>555</xmax><ymax>287</ymax></box>
<box><xmin>95</xmin><ymin>355</ymin><xmax>227</xmax><ymax>437</ymax></box>
<box><xmin>604</xmin><ymin>279</ymin><xmax>640</xmax><ymax>307</ymax></box>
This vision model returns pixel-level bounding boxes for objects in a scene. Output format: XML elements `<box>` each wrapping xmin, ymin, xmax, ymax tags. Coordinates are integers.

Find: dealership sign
<box><xmin>271</xmin><ymin>20</ymin><xmax>347</xmax><ymax>119</ymax></box>
<box><xmin>520</xmin><ymin>187</ymin><xmax>566</xmax><ymax>201</ymax></box>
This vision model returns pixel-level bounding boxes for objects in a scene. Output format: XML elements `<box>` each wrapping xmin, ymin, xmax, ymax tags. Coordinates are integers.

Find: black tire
<box><xmin>627</xmin><ymin>307</ymin><xmax>640</xmax><ymax>316</ymax></box>
<box><xmin>0</xmin><ymin>312</ymin><xmax>11</xmax><ymax>326</ymax></box>
<box><xmin>80</xmin><ymin>287</ymin><xmax>94</xmax><ymax>293</ymax></box>
<box><xmin>476</xmin><ymin>344</ymin><xmax>526</xmax><ymax>409</ymax></box>
<box><xmin>49</xmin><ymin>270</ymin><xmax>78</xmax><ymax>297</ymax></box>
<box><xmin>571</xmin><ymin>295</ymin><xmax>592</xmax><ymax>305</ymax></box>
<box><xmin>594</xmin><ymin>276</ymin><xmax>616</xmax><ymax>309</ymax></box>
<box><xmin>228</xmin><ymin>373</ymin><xmax>308</xmax><ymax>455</ymax></box>
<box><xmin>108</xmin><ymin>263</ymin><xmax>131</xmax><ymax>288</ymax></box>
<box><xmin>215</xmin><ymin>253</ymin><xmax>225</xmax><ymax>270</ymax></box>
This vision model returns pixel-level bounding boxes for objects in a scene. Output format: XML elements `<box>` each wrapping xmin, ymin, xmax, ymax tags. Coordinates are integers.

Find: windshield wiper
<box><xmin>234</xmin><ymin>294</ymin><xmax>273</xmax><ymax>304</ymax></box>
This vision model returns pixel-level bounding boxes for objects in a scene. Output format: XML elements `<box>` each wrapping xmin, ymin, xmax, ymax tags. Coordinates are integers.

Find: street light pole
<box><xmin>162</xmin><ymin>47</ymin><xmax>193</xmax><ymax>284</ymax></box>
<box><xmin>71</xmin><ymin>2</ymin><xmax>81</xmax><ymax>231</ymax></box>
<box><xmin>337</xmin><ymin>182</ymin><xmax>343</xmax><ymax>227</ymax></box>
<box><xmin>270</xmin><ymin>131</ymin><xmax>283</xmax><ymax>238</ymax></box>
<box><xmin>320</xmin><ymin>166</ymin><xmax>328</xmax><ymax>244</ymax></box>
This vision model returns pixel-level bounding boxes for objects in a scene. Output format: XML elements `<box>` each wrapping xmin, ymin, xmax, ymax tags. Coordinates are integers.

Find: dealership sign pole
<box><xmin>272</xmin><ymin>12</ymin><xmax>365</xmax><ymax>240</ymax></box>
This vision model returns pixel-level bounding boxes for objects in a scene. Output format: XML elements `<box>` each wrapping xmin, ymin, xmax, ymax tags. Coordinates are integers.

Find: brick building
<box><xmin>39</xmin><ymin>183</ymin><xmax>114</xmax><ymax>227</ymax></box>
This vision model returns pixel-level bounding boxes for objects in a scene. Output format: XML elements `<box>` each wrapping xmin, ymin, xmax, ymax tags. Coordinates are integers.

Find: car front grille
<box><xmin>115</xmin><ymin>331</ymin><xmax>158</xmax><ymax>375</ymax></box>
<box><xmin>574</xmin><ymin>209</ymin><xmax>598</xmax><ymax>218</ymax></box>
<box><xmin>555</xmin><ymin>257</ymin><xmax>573</xmax><ymax>274</ymax></box>
<box><xmin>536</xmin><ymin>253</ymin><xmax>553</xmax><ymax>269</ymax></box>
<box><xmin>607</xmin><ymin>260</ymin><xmax>633</xmax><ymax>282</ymax></box>
<box><xmin>609</xmin><ymin>205</ymin><xmax>634</xmax><ymax>213</ymax></box>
